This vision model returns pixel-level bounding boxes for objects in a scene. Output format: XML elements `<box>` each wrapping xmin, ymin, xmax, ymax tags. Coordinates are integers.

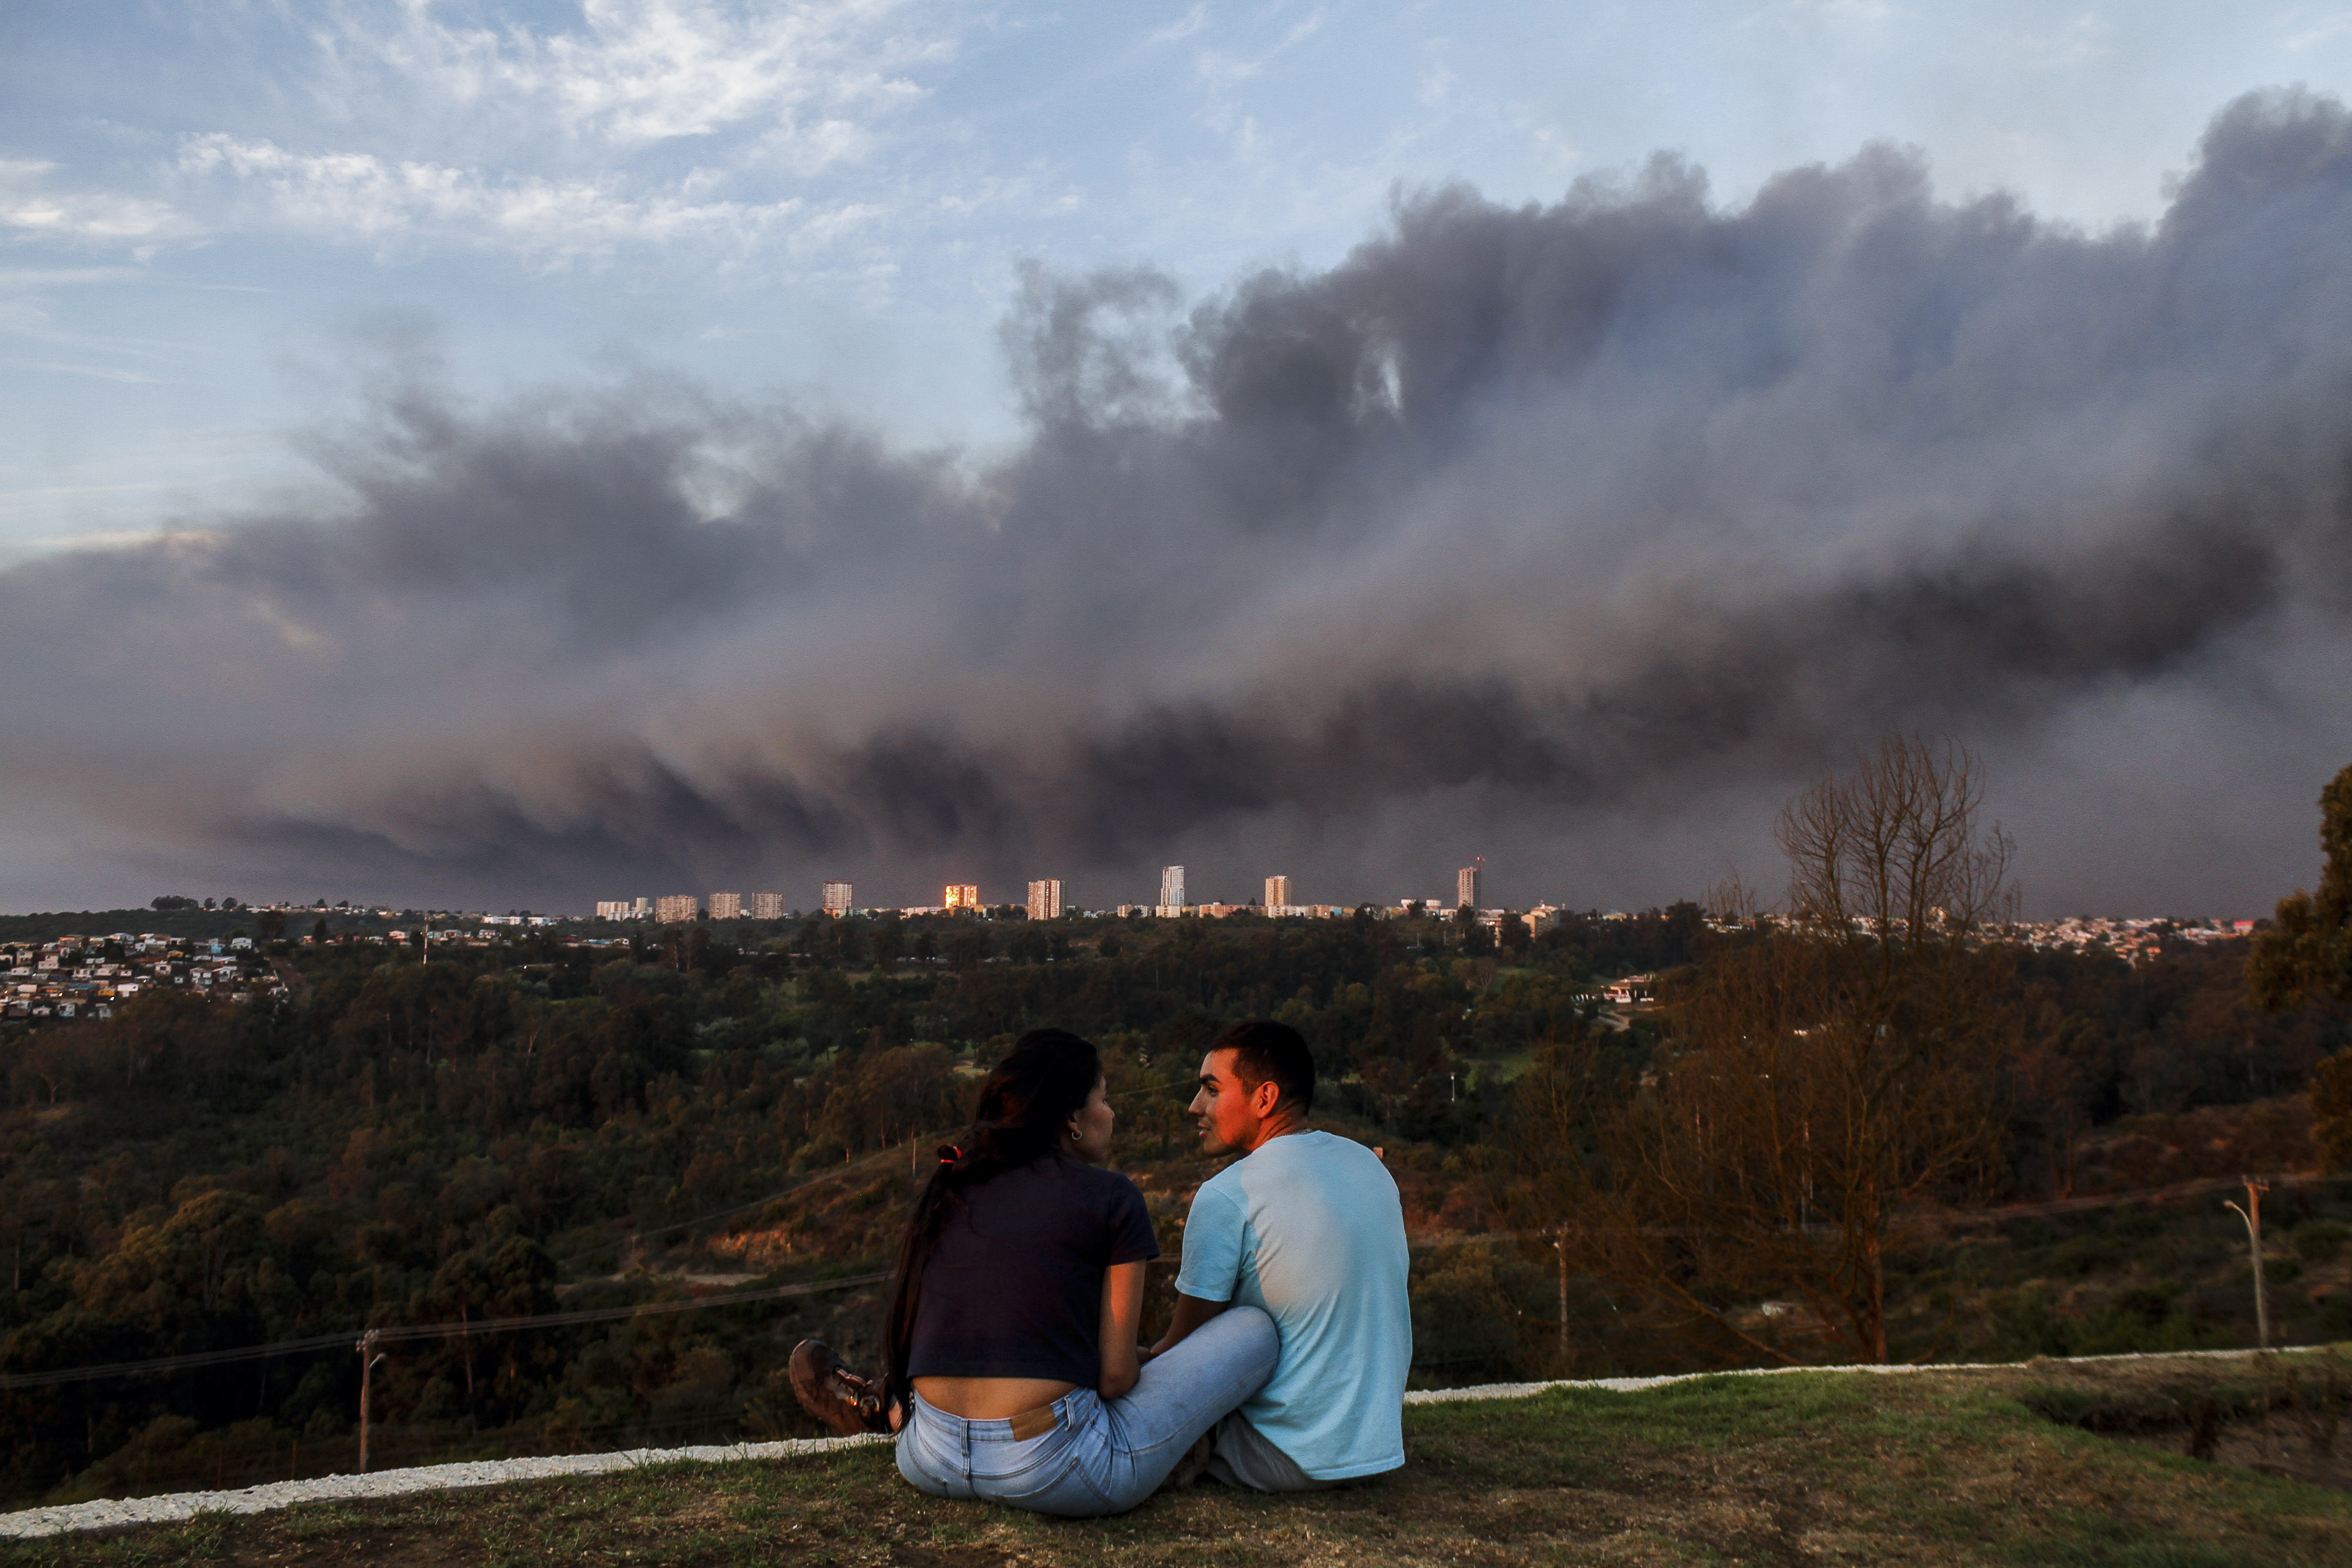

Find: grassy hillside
<box><xmin>8</xmin><ymin>1355</ymin><xmax>2352</xmax><ymax>1566</ymax></box>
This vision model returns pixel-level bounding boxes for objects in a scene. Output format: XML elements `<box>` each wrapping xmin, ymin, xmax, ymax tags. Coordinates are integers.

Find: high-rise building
<box><xmin>945</xmin><ymin>884</ymin><xmax>980</xmax><ymax>912</ymax></box>
<box><xmin>655</xmin><ymin>894</ymin><xmax>699</xmax><ymax>924</ymax></box>
<box><xmin>1264</xmin><ymin>875</ymin><xmax>1291</xmax><ymax>912</ymax></box>
<box><xmin>1027</xmin><ymin>879</ymin><xmax>1062</xmax><ymax>921</ymax></box>
<box><xmin>1457</xmin><ymin>860</ymin><xmax>1483</xmax><ymax>910</ymax></box>
<box><xmin>709</xmin><ymin>891</ymin><xmax>743</xmax><ymax>921</ymax></box>
<box><xmin>632</xmin><ymin>897</ymin><xmax>652</xmax><ymax>919</ymax></box>
<box><xmin>821</xmin><ymin>881</ymin><xmax>853</xmax><ymax>917</ymax></box>
<box><xmin>750</xmin><ymin>892</ymin><xmax>785</xmax><ymax>920</ymax></box>
<box><xmin>594</xmin><ymin>900</ymin><xmax>637</xmax><ymax>920</ymax></box>
<box><xmin>1160</xmin><ymin>866</ymin><xmax>1186</xmax><ymax>908</ymax></box>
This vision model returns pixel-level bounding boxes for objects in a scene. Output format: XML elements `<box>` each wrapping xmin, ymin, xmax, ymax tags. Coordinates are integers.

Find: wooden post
<box><xmin>2224</xmin><ymin>1177</ymin><xmax>2271</xmax><ymax>1351</ymax></box>
<box><xmin>356</xmin><ymin>1329</ymin><xmax>384</xmax><ymax>1472</ymax></box>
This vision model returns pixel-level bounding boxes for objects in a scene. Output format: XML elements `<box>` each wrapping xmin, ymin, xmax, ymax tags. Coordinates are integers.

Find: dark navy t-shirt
<box><xmin>907</xmin><ymin>1152</ymin><xmax>1160</xmax><ymax>1385</ymax></box>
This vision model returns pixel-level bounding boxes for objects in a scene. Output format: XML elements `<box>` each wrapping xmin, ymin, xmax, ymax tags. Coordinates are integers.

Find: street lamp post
<box><xmin>2223</xmin><ymin>1176</ymin><xmax>2271</xmax><ymax>1352</ymax></box>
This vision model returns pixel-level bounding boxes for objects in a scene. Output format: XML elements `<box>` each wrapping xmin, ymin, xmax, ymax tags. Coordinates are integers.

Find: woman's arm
<box><xmin>1095</xmin><ymin>1261</ymin><xmax>1148</xmax><ymax>1399</ymax></box>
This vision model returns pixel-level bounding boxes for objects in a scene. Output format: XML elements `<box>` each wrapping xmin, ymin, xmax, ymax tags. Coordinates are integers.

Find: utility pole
<box><xmin>1554</xmin><ymin>1227</ymin><xmax>1568</xmax><ymax>1360</ymax></box>
<box><xmin>356</xmin><ymin>1329</ymin><xmax>385</xmax><ymax>1472</ymax></box>
<box><xmin>2224</xmin><ymin>1176</ymin><xmax>2271</xmax><ymax>1351</ymax></box>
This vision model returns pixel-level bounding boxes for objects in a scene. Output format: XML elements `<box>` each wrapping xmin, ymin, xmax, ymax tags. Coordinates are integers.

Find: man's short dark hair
<box><xmin>1210</xmin><ymin>1019</ymin><xmax>1314</xmax><ymax>1116</ymax></box>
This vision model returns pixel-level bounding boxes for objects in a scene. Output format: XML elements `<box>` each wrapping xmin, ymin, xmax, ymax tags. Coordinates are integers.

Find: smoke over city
<box><xmin>6</xmin><ymin>89</ymin><xmax>2352</xmax><ymax>914</ymax></box>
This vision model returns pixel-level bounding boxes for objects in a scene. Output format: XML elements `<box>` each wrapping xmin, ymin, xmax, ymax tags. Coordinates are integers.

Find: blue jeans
<box><xmin>894</xmin><ymin>1305</ymin><xmax>1279</xmax><ymax>1517</ymax></box>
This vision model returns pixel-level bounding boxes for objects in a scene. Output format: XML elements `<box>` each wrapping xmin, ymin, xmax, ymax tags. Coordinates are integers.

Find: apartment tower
<box><xmin>945</xmin><ymin>884</ymin><xmax>981</xmax><ymax>912</ymax></box>
<box><xmin>821</xmin><ymin>881</ymin><xmax>853</xmax><ymax>917</ymax></box>
<box><xmin>708</xmin><ymin>892</ymin><xmax>743</xmax><ymax>921</ymax></box>
<box><xmin>654</xmin><ymin>895</ymin><xmax>699</xmax><ymax>924</ymax></box>
<box><xmin>1159</xmin><ymin>866</ymin><xmax>1186</xmax><ymax>910</ymax></box>
<box><xmin>1457</xmin><ymin>860</ymin><xmax>1483</xmax><ymax>910</ymax></box>
<box><xmin>750</xmin><ymin>892</ymin><xmax>786</xmax><ymax>920</ymax></box>
<box><xmin>1027</xmin><ymin>879</ymin><xmax>1063</xmax><ymax>921</ymax></box>
<box><xmin>1264</xmin><ymin>875</ymin><xmax>1291</xmax><ymax>912</ymax></box>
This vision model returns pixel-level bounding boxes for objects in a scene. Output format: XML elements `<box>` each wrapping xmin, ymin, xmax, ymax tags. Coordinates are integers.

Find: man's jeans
<box><xmin>895</xmin><ymin>1305</ymin><xmax>1278</xmax><ymax>1517</ymax></box>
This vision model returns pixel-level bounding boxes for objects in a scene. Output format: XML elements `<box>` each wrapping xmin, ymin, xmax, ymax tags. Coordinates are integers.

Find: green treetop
<box><xmin>2250</xmin><ymin>762</ymin><xmax>2352</xmax><ymax>1168</ymax></box>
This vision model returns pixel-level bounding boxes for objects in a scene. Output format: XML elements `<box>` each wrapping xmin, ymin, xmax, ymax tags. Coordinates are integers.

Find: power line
<box><xmin>0</xmin><ymin>1273</ymin><xmax>887</xmax><ymax>1393</ymax></box>
<box><xmin>553</xmin><ymin>1081</ymin><xmax>1192</xmax><ymax>1265</ymax></box>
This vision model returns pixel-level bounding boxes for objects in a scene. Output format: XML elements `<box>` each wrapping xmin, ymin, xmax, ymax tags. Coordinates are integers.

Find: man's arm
<box><xmin>1146</xmin><ymin>1292</ymin><xmax>1230</xmax><ymax>1359</ymax></box>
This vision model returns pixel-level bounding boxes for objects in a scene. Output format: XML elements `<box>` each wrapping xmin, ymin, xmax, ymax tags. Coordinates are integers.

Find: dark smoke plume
<box><xmin>7</xmin><ymin>90</ymin><xmax>2352</xmax><ymax>913</ymax></box>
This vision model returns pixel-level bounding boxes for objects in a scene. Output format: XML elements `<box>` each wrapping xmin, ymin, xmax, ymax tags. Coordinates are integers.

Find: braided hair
<box><xmin>882</xmin><ymin>1028</ymin><xmax>1103</xmax><ymax>1415</ymax></box>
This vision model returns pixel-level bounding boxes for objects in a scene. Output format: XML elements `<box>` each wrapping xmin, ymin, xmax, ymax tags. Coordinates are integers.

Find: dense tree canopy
<box><xmin>2251</xmin><ymin>763</ymin><xmax>2352</xmax><ymax>1167</ymax></box>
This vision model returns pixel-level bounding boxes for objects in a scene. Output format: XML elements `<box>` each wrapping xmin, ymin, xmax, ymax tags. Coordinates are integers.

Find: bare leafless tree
<box><xmin>1555</xmin><ymin>737</ymin><xmax>2018</xmax><ymax>1364</ymax></box>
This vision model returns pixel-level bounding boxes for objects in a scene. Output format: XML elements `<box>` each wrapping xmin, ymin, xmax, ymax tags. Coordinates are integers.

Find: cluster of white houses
<box><xmin>5</xmin><ymin>933</ymin><xmax>285</xmax><ymax>1020</ymax></box>
<box><xmin>2015</xmin><ymin>914</ymin><xmax>2257</xmax><ymax>963</ymax></box>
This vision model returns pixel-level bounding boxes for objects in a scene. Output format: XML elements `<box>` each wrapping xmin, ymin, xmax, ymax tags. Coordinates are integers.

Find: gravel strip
<box><xmin>1401</xmin><ymin>1345</ymin><xmax>2288</xmax><ymax>1404</ymax></box>
<box><xmin>0</xmin><ymin>1433</ymin><xmax>890</xmax><ymax>1539</ymax></box>
<box><xmin>2</xmin><ymin>1347</ymin><xmax>2300</xmax><ymax>1539</ymax></box>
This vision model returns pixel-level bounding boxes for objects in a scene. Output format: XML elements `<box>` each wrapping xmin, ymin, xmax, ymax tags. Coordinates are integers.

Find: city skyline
<box><xmin>13</xmin><ymin>847</ymin><xmax>2292</xmax><ymax>927</ymax></box>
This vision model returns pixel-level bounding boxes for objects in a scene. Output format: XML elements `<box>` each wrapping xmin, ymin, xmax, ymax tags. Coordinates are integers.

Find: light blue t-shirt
<box><xmin>1175</xmin><ymin>1129</ymin><xmax>1411</xmax><ymax>1479</ymax></box>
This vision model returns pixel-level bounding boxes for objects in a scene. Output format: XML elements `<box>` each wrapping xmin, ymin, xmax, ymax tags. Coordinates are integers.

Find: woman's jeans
<box><xmin>895</xmin><ymin>1305</ymin><xmax>1278</xmax><ymax>1517</ymax></box>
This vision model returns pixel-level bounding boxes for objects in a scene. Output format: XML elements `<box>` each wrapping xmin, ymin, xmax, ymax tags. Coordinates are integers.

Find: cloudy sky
<box><xmin>5</xmin><ymin>2</ymin><xmax>2352</xmax><ymax>917</ymax></box>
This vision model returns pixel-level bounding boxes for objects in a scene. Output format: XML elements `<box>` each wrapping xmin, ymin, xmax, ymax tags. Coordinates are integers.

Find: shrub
<box><xmin>2293</xmin><ymin>1219</ymin><xmax>2350</xmax><ymax>1263</ymax></box>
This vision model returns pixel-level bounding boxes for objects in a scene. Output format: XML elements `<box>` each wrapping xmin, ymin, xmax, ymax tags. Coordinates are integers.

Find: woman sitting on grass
<box><xmin>790</xmin><ymin>1028</ymin><xmax>1278</xmax><ymax>1517</ymax></box>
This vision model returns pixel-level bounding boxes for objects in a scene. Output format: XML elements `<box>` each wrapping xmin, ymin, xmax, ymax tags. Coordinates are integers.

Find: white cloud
<box><xmin>1996</xmin><ymin>11</ymin><xmax>2112</xmax><ymax>70</ymax></box>
<box><xmin>2283</xmin><ymin>11</ymin><xmax>2352</xmax><ymax>52</ymax></box>
<box><xmin>1759</xmin><ymin>0</ymin><xmax>1896</xmax><ymax>22</ymax></box>
<box><xmin>0</xmin><ymin>161</ymin><xmax>195</xmax><ymax>246</ymax></box>
<box><xmin>1147</xmin><ymin>5</ymin><xmax>1211</xmax><ymax>47</ymax></box>
<box><xmin>338</xmin><ymin>0</ymin><xmax>950</xmax><ymax>159</ymax></box>
<box><xmin>0</xmin><ymin>273</ymin><xmax>195</xmax><ymax>387</ymax></box>
<box><xmin>1738</xmin><ymin>0</ymin><xmax>1897</xmax><ymax>41</ymax></box>
<box><xmin>0</xmin><ymin>266</ymin><xmax>149</xmax><ymax>286</ymax></box>
<box><xmin>176</xmin><ymin>134</ymin><xmax>871</xmax><ymax>263</ymax></box>
<box><xmin>1418</xmin><ymin>61</ymin><xmax>1457</xmax><ymax>110</ymax></box>
<box><xmin>1192</xmin><ymin>8</ymin><xmax>1328</xmax><ymax>89</ymax></box>
<box><xmin>4</xmin><ymin>359</ymin><xmax>162</xmax><ymax>384</ymax></box>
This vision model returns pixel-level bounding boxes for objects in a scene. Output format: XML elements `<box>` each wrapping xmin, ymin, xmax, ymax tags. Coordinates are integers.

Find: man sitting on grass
<box><xmin>1150</xmin><ymin>1019</ymin><xmax>1412</xmax><ymax>1490</ymax></box>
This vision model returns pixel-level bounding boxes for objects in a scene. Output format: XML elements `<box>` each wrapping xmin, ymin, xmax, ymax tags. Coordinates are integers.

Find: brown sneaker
<box><xmin>789</xmin><ymin>1340</ymin><xmax>892</xmax><ymax>1436</ymax></box>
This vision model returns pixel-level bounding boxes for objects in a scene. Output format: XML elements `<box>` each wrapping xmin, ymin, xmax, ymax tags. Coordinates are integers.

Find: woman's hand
<box><xmin>1095</xmin><ymin>1261</ymin><xmax>1148</xmax><ymax>1400</ymax></box>
<box><xmin>1147</xmin><ymin>1292</ymin><xmax>1231</xmax><ymax>1360</ymax></box>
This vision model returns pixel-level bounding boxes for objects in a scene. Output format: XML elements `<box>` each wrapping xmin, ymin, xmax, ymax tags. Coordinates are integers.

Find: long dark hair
<box><xmin>883</xmin><ymin>1028</ymin><xmax>1102</xmax><ymax>1413</ymax></box>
